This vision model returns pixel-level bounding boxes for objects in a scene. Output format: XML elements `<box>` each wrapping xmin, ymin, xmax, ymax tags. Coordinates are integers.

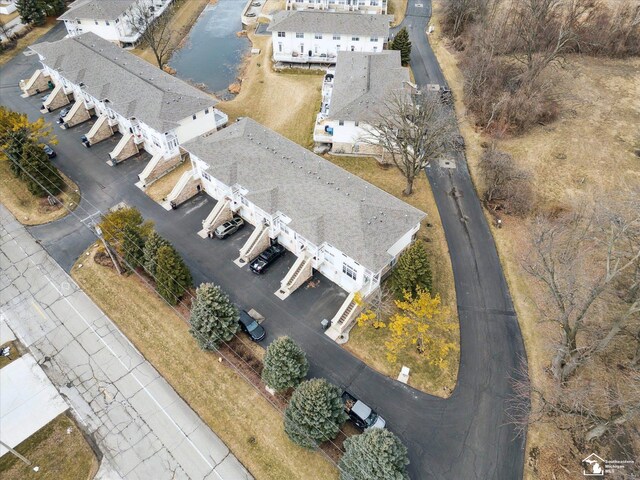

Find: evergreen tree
<box><xmin>391</xmin><ymin>240</ymin><xmax>432</xmax><ymax>299</ymax></box>
<box><xmin>122</xmin><ymin>224</ymin><xmax>146</xmax><ymax>271</ymax></box>
<box><xmin>16</xmin><ymin>0</ymin><xmax>46</xmax><ymax>26</ymax></box>
<box><xmin>155</xmin><ymin>245</ymin><xmax>192</xmax><ymax>305</ymax></box>
<box><xmin>189</xmin><ymin>283</ymin><xmax>239</xmax><ymax>349</ymax></box>
<box><xmin>143</xmin><ymin>230</ymin><xmax>170</xmax><ymax>277</ymax></box>
<box><xmin>391</xmin><ymin>28</ymin><xmax>412</xmax><ymax>65</ymax></box>
<box><xmin>44</xmin><ymin>0</ymin><xmax>66</xmax><ymax>15</ymax></box>
<box><xmin>20</xmin><ymin>140</ymin><xmax>63</xmax><ymax>196</ymax></box>
<box><xmin>284</xmin><ymin>379</ymin><xmax>347</xmax><ymax>449</ymax></box>
<box><xmin>6</xmin><ymin>128</ymin><xmax>28</xmax><ymax>178</ymax></box>
<box><xmin>262</xmin><ymin>336</ymin><xmax>309</xmax><ymax>392</ymax></box>
<box><xmin>340</xmin><ymin>429</ymin><xmax>409</xmax><ymax>480</ymax></box>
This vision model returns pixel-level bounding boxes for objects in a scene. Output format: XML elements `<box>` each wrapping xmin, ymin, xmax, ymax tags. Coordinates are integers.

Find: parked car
<box><xmin>57</xmin><ymin>106</ymin><xmax>71</xmax><ymax>123</ymax></box>
<box><xmin>213</xmin><ymin>216</ymin><xmax>245</xmax><ymax>239</ymax></box>
<box><xmin>81</xmin><ymin>135</ymin><xmax>91</xmax><ymax>148</ymax></box>
<box><xmin>40</xmin><ymin>93</ymin><xmax>50</xmax><ymax>103</ymax></box>
<box><xmin>342</xmin><ymin>391</ymin><xmax>386</xmax><ymax>430</ymax></box>
<box><xmin>238</xmin><ymin>310</ymin><xmax>266</xmax><ymax>342</ymax></box>
<box><xmin>249</xmin><ymin>243</ymin><xmax>286</xmax><ymax>274</ymax></box>
<box><xmin>42</xmin><ymin>144</ymin><xmax>56</xmax><ymax>158</ymax></box>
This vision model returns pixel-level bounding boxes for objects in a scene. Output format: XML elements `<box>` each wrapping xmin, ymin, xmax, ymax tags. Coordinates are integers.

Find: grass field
<box><xmin>0</xmin><ymin>158</ymin><xmax>80</xmax><ymax>226</ymax></box>
<box><xmin>430</xmin><ymin>1</ymin><xmax>640</xmax><ymax>477</ymax></box>
<box><xmin>71</xmin><ymin>246</ymin><xmax>339</xmax><ymax>480</ymax></box>
<box><xmin>326</xmin><ymin>155</ymin><xmax>459</xmax><ymax>396</ymax></box>
<box><xmin>0</xmin><ymin>414</ymin><xmax>97</xmax><ymax>480</ymax></box>
<box><xmin>388</xmin><ymin>0</ymin><xmax>408</xmax><ymax>26</ymax></box>
<box><xmin>218</xmin><ymin>34</ymin><xmax>323</xmax><ymax>147</ymax></box>
<box><xmin>144</xmin><ymin>161</ymin><xmax>191</xmax><ymax>203</ymax></box>
<box><xmin>0</xmin><ymin>18</ymin><xmax>57</xmax><ymax>67</ymax></box>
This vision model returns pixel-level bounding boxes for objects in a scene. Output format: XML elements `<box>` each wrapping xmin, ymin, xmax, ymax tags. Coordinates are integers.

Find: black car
<box><xmin>249</xmin><ymin>243</ymin><xmax>286</xmax><ymax>274</ymax></box>
<box><xmin>42</xmin><ymin>144</ymin><xmax>56</xmax><ymax>158</ymax></box>
<box><xmin>57</xmin><ymin>106</ymin><xmax>71</xmax><ymax>123</ymax></box>
<box><xmin>238</xmin><ymin>310</ymin><xmax>266</xmax><ymax>342</ymax></box>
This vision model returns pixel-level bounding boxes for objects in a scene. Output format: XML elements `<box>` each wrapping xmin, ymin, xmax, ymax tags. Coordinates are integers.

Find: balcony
<box><xmin>273</xmin><ymin>51</ymin><xmax>337</xmax><ymax>64</ymax></box>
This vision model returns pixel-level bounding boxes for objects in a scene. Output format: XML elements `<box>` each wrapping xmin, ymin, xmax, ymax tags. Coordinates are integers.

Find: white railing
<box><xmin>166</xmin><ymin>169</ymin><xmax>195</xmax><ymax>203</ymax></box>
<box><xmin>86</xmin><ymin>114</ymin><xmax>108</xmax><ymax>141</ymax></box>
<box><xmin>109</xmin><ymin>133</ymin><xmax>134</xmax><ymax>160</ymax></box>
<box><xmin>138</xmin><ymin>152</ymin><xmax>164</xmax><ymax>184</ymax></box>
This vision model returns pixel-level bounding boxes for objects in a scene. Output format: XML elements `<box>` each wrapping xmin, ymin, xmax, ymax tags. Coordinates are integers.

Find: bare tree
<box><xmin>477</xmin><ymin>146</ymin><xmax>534</xmax><ymax>215</ymax></box>
<box><xmin>523</xmin><ymin>207</ymin><xmax>640</xmax><ymax>384</ymax></box>
<box><xmin>363</xmin><ymin>91</ymin><xmax>458</xmax><ymax>195</ymax></box>
<box><xmin>126</xmin><ymin>0</ymin><xmax>176</xmax><ymax>68</ymax></box>
<box><xmin>441</xmin><ymin>0</ymin><xmax>494</xmax><ymax>39</ymax></box>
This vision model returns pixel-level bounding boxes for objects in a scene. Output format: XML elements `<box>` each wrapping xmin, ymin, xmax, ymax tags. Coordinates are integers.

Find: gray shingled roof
<box><xmin>183</xmin><ymin>119</ymin><xmax>425</xmax><ymax>273</ymax></box>
<box><xmin>328</xmin><ymin>50</ymin><xmax>410</xmax><ymax>122</ymax></box>
<box><xmin>267</xmin><ymin>11</ymin><xmax>392</xmax><ymax>36</ymax></box>
<box><xmin>58</xmin><ymin>0</ymin><xmax>134</xmax><ymax>21</ymax></box>
<box><xmin>30</xmin><ymin>33</ymin><xmax>216</xmax><ymax>132</ymax></box>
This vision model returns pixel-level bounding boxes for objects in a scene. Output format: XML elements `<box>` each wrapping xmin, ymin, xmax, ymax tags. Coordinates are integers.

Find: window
<box><xmin>352</xmin><ymin>36</ymin><xmax>359</xmax><ymax>41</ymax></box>
<box><xmin>278</xmin><ymin>42</ymin><xmax>283</xmax><ymax>52</ymax></box>
<box><xmin>192</xmin><ymin>114</ymin><xmax>197</xmax><ymax>120</ymax></box>
<box><xmin>339</xmin><ymin>120</ymin><xmax>344</xmax><ymax>126</ymax></box>
<box><xmin>333</xmin><ymin>34</ymin><xmax>340</xmax><ymax>40</ymax></box>
<box><xmin>370</xmin><ymin>36</ymin><xmax>378</xmax><ymax>42</ymax></box>
<box><xmin>371</xmin><ymin>0</ymin><xmax>378</xmax><ymax>4</ymax></box>
<box><xmin>355</xmin><ymin>121</ymin><xmax>359</xmax><ymax>126</ymax></box>
<box><xmin>77</xmin><ymin>20</ymin><xmax>81</xmax><ymax>24</ymax></box>
<box><xmin>296</xmin><ymin>32</ymin><xmax>304</xmax><ymax>38</ymax></box>
<box><xmin>95</xmin><ymin>21</ymin><xmax>99</xmax><ymax>25</ymax></box>
<box><xmin>343</xmin><ymin>263</ymin><xmax>357</xmax><ymax>280</ymax></box>
<box><xmin>241</xmin><ymin>197</ymin><xmax>249</xmax><ymax>206</ymax></box>
<box><xmin>106</xmin><ymin>21</ymin><xmax>110</xmax><ymax>26</ymax></box>
<box><xmin>115</xmin><ymin>18</ymin><xmax>119</xmax><ymax>23</ymax></box>
<box><xmin>277</xmin><ymin>31</ymin><xmax>285</xmax><ymax>37</ymax></box>
<box><xmin>202</xmin><ymin>172</ymin><xmax>211</xmax><ymax>181</ymax></box>
<box><xmin>205</xmin><ymin>108</ymin><xmax>209</xmax><ymax>114</ymax></box>
<box><xmin>315</xmin><ymin>33</ymin><xmax>322</xmax><ymax>39</ymax></box>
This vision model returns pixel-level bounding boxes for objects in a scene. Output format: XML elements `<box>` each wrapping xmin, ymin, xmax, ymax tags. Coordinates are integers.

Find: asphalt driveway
<box><xmin>0</xmin><ymin>21</ymin><xmax>528</xmax><ymax>480</ymax></box>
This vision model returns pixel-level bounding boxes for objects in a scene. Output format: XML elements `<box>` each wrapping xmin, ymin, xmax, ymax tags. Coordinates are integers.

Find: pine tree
<box><xmin>391</xmin><ymin>27</ymin><xmax>412</xmax><ymax>66</ymax></box>
<box><xmin>122</xmin><ymin>224</ymin><xmax>146</xmax><ymax>271</ymax></box>
<box><xmin>391</xmin><ymin>240</ymin><xmax>432</xmax><ymax>299</ymax></box>
<box><xmin>20</xmin><ymin>140</ymin><xmax>63</xmax><ymax>196</ymax></box>
<box><xmin>189</xmin><ymin>283</ymin><xmax>239</xmax><ymax>350</ymax></box>
<box><xmin>262</xmin><ymin>336</ymin><xmax>309</xmax><ymax>391</ymax></box>
<box><xmin>155</xmin><ymin>245</ymin><xmax>192</xmax><ymax>305</ymax></box>
<box><xmin>16</xmin><ymin>0</ymin><xmax>46</xmax><ymax>26</ymax></box>
<box><xmin>44</xmin><ymin>0</ymin><xmax>66</xmax><ymax>16</ymax></box>
<box><xmin>284</xmin><ymin>379</ymin><xmax>347</xmax><ymax>449</ymax></box>
<box><xmin>340</xmin><ymin>428</ymin><xmax>409</xmax><ymax>480</ymax></box>
<box><xmin>143</xmin><ymin>230</ymin><xmax>170</xmax><ymax>277</ymax></box>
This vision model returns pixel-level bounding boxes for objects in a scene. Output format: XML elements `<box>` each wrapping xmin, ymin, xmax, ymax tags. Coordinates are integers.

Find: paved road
<box><xmin>0</xmin><ymin>21</ymin><xmax>527</xmax><ymax>479</ymax></box>
<box><xmin>0</xmin><ymin>204</ymin><xmax>251</xmax><ymax>480</ymax></box>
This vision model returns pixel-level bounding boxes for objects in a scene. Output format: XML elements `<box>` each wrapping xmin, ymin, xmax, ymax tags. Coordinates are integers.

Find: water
<box><xmin>169</xmin><ymin>0</ymin><xmax>249</xmax><ymax>96</ymax></box>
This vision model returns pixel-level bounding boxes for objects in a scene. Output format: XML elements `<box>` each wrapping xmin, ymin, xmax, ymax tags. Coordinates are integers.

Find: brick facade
<box><xmin>63</xmin><ymin>100</ymin><xmax>91</xmax><ymax>128</ymax></box>
<box><xmin>87</xmin><ymin>115</ymin><xmax>116</xmax><ymax>145</ymax></box>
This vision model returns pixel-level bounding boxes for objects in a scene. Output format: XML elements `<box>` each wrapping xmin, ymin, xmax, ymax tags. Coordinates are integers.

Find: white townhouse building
<box><xmin>22</xmin><ymin>32</ymin><xmax>227</xmax><ymax>187</ymax></box>
<box><xmin>59</xmin><ymin>0</ymin><xmax>174</xmax><ymax>48</ymax></box>
<box><xmin>314</xmin><ymin>50</ymin><xmax>413</xmax><ymax>155</ymax></box>
<box><xmin>267</xmin><ymin>11</ymin><xmax>392</xmax><ymax>64</ymax></box>
<box><xmin>286</xmin><ymin>0</ymin><xmax>387</xmax><ymax>15</ymax></box>
<box><xmin>170</xmin><ymin>118</ymin><xmax>425</xmax><ymax>335</ymax></box>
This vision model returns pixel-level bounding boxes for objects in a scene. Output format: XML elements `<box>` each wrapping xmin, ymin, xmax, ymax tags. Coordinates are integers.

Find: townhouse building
<box><xmin>59</xmin><ymin>0</ymin><xmax>173</xmax><ymax>47</ymax></box>
<box><xmin>314</xmin><ymin>50</ymin><xmax>413</xmax><ymax>156</ymax></box>
<box><xmin>267</xmin><ymin>11</ymin><xmax>392</xmax><ymax>64</ymax></box>
<box><xmin>164</xmin><ymin>118</ymin><xmax>424</xmax><ymax>336</ymax></box>
<box><xmin>21</xmin><ymin>32</ymin><xmax>227</xmax><ymax>187</ymax></box>
<box><xmin>286</xmin><ymin>0</ymin><xmax>387</xmax><ymax>15</ymax></box>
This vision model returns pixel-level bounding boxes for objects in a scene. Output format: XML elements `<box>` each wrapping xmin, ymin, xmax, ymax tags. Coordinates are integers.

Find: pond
<box><xmin>169</xmin><ymin>0</ymin><xmax>250</xmax><ymax>97</ymax></box>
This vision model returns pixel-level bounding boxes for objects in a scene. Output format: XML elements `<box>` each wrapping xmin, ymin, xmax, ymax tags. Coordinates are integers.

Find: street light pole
<box><xmin>95</xmin><ymin>225</ymin><xmax>123</xmax><ymax>275</ymax></box>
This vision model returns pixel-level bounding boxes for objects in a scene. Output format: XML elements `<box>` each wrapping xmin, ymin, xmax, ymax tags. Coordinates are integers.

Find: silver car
<box><xmin>214</xmin><ymin>216</ymin><xmax>245</xmax><ymax>239</ymax></box>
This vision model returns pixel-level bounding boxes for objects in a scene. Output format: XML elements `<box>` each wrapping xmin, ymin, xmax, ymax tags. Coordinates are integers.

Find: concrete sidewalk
<box><xmin>0</xmin><ymin>205</ymin><xmax>252</xmax><ymax>480</ymax></box>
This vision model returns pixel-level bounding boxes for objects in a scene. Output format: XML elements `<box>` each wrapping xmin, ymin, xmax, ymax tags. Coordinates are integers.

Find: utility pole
<box><xmin>95</xmin><ymin>225</ymin><xmax>123</xmax><ymax>275</ymax></box>
<box><xmin>0</xmin><ymin>440</ymin><xmax>40</xmax><ymax>472</ymax></box>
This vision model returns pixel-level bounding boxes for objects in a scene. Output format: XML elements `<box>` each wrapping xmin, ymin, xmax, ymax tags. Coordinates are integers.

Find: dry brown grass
<box><xmin>326</xmin><ymin>155</ymin><xmax>459</xmax><ymax>396</ymax></box>
<box><xmin>430</xmin><ymin>0</ymin><xmax>640</xmax><ymax>476</ymax></box>
<box><xmin>144</xmin><ymin>161</ymin><xmax>191</xmax><ymax>203</ymax></box>
<box><xmin>388</xmin><ymin>0</ymin><xmax>408</xmax><ymax>26</ymax></box>
<box><xmin>0</xmin><ymin>414</ymin><xmax>98</xmax><ymax>480</ymax></box>
<box><xmin>218</xmin><ymin>33</ymin><xmax>323</xmax><ymax>147</ymax></box>
<box><xmin>0</xmin><ymin>18</ymin><xmax>57</xmax><ymax>67</ymax></box>
<box><xmin>0</xmin><ymin>11</ymin><xmax>19</xmax><ymax>24</ymax></box>
<box><xmin>130</xmin><ymin>0</ymin><xmax>211</xmax><ymax>66</ymax></box>
<box><xmin>71</xmin><ymin>246</ymin><xmax>338</xmax><ymax>480</ymax></box>
<box><xmin>0</xmin><ymin>158</ymin><xmax>81</xmax><ymax>226</ymax></box>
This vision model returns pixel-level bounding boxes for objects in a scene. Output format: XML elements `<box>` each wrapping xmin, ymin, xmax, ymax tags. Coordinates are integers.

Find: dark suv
<box><xmin>249</xmin><ymin>243</ymin><xmax>286</xmax><ymax>274</ymax></box>
<box><xmin>213</xmin><ymin>216</ymin><xmax>245</xmax><ymax>239</ymax></box>
<box><xmin>238</xmin><ymin>310</ymin><xmax>266</xmax><ymax>342</ymax></box>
